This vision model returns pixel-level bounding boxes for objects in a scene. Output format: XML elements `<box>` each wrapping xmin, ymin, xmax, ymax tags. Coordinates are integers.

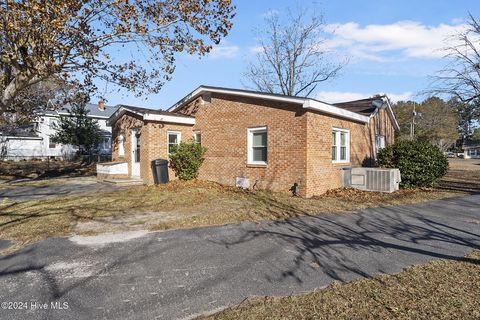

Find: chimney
<box><xmin>98</xmin><ymin>100</ymin><xmax>105</xmax><ymax>111</ymax></box>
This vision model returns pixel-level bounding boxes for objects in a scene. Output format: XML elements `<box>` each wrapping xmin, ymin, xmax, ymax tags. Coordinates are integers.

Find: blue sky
<box><xmin>101</xmin><ymin>0</ymin><xmax>480</xmax><ymax>109</ymax></box>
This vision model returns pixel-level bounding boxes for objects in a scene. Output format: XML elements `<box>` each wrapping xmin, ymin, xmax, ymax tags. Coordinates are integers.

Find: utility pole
<box><xmin>410</xmin><ymin>102</ymin><xmax>417</xmax><ymax>139</ymax></box>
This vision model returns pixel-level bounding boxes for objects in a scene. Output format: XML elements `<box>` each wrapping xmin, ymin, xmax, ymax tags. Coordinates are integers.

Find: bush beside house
<box><xmin>378</xmin><ymin>140</ymin><xmax>449</xmax><ymax>187</ymax></box>
<box><xmin>169</xmin><ymin>140</ymin><xmax>207</xmax><ymax>180</ymax></box>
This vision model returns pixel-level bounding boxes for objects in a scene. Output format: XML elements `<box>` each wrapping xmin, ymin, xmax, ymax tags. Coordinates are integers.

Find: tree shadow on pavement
<box><xmin>209</xmin><ymin>197</ymin><xmax>480</xmax><ymax>285</ymax></box>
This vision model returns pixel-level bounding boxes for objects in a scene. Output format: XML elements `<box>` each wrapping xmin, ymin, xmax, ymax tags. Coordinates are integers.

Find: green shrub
<box><xmin>169</xmin><ymin>140</ymin><xmax>207</xmax><ymax>181</ymax></box>
<box><xmin>377</xmin><ymin>139</ymin><xmax>448</xmax><ymax>188</ymax></box>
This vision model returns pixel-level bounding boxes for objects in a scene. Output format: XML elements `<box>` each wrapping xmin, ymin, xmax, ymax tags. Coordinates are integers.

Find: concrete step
<box><xmin>102</xmin><ymin>178</ymin><xmax>145</xmax><ymax>186</ymax></box>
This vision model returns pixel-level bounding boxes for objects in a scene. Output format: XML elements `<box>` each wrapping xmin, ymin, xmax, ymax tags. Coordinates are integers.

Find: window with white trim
<box><xmin>47</xmin><ymin>137</ymin><xmax>56</xmax><ymax>149</ymax></box>
<box><xmin>167</xmin><ymin>131</ymin><xmax>181</xmax><ymax>154</ymax></box>
<box><xmin>193</xmin><ymin>131</ymin><xmax>201</xmax><ymax>145</ymax></box>
<box><xmin>376</xmin><ymin>135</ymin><xmax>385</xmax><ymax>155</ymax></box>
<box><xmin>332</xmin><ymin>128</ymin><xmax>349</xmax><ymax>163</ymax></box>
<box><xmin>247</xmin><ymin>127</ymin><xmax>267</xmax><ymax>165</ymax></box>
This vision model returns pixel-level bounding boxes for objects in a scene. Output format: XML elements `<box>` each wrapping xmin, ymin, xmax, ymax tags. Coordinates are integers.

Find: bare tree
<box><xmin>244</xmin><ymin>8</ymin><xmax>345</xmax><ymax>97</ymax></box>
<box><xmin>0</xmin><ymin>0</ymin><xmax>235</xmax><ymax>121</ymax></box>
<box><xmin>433</xmin><ymin>14</ymin><xmax>480</xmax><ymax>102</ymax></box>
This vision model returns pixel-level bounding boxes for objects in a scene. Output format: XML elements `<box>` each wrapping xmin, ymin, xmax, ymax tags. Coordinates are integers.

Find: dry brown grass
<box><xmin>439</xmin><ymin>159</ymin><xmax>480</xmax><ymax>192</ymax></box>
<box><xmin>0</xmin><ymin>159</ymin><xmax>95</xmax><ymax>180</ymax></box>
<box><xmin>0</xmin><ymin>180</ymin><xmax>463</xmax><ymax>251</ymax></box>
<box><xmin>448</xmin><ymin>158</ymin><xmax>480</xmax><ymax>171</ymax></box>
<box><xmin>202</xmin><ymin>251</ymin><xmax>480</xmax><ymax>320</ymax></box>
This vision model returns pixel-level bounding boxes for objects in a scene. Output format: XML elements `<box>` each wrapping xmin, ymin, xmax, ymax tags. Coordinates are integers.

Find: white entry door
<box><xmin>131</xmin><ymin>129</ymin><xmax>141</xmax><ymax>177</ymax></box>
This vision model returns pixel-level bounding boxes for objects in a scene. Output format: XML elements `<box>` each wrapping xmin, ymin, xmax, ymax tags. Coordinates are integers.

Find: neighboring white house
<box><xmin>463</xmin><ymin>141</ymin><xmax>480</xmax><ymax>159</ymax></box>
<box><xmin>1</xmin><ymin>102</ymin><xmax>117</xmax><ymax>160</ymax></box>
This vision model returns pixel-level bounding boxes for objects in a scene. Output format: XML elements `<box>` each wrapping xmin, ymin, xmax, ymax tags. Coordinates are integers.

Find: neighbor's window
<box><xmin>332</xmin><ymin>128</ymin><xmax>349</xmax><ymax>163</ymax></box>
<box><xmin>49</xmin><ymin>118</ymin><xmax>58</xmax><ymax>129</ymax></box>
<box><xmin>47</xmin><ymin>137</ymin><xmax>56</xmax><ymax>149</ymax></box>
<box><xmin>193</xmin><ymin>131</ymin><xmax>202</xmax><ymax>145</ymax></box>
<box><xmin>248</xmin><ymin>126</ymin><xmax>267</xmax><ymax>165</ymax></box>
<box><xmin>376</xmin><ymin>135</ymin><xmax>385</xmax><ymax>155</ymax></box>
<box><xmin>97</xmin><ymin>136</ymin><xmax>111</xmax><ymax>150</ymax></box>
<box><xmin>168</xmin><ymin>131</ymin><xmax>181</xmax><ymax>154</ymax></box>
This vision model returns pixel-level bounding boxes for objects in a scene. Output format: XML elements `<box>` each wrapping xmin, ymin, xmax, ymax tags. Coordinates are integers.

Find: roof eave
<box><xmin>303</xmin><ymin>99</ymin><xmax>371</xmax><ymax>123</ymax></box>
<box><xmin>3</xmin><ymin>136</ymin><xmax>43</xmax><ymax>140</ymax></box>
<box><xmin>144</xmin><ymin>113</ymin><xmax>195</xmax><ymax>125</ymax></box>
<box><xmin>107</xmin><ymin>106</ymin><xmax>195</xmax><ymax>126</ymax></box>
<box><xmin>167</xmin><ymin>86</ymin><xmax>306</xmax><ymax>112</ymax></box>
<box><xmin>107</xmin><ymin>106</ymin><xmax>143</xmax><ymax>126</ymax></box>
<box><xmin>383</xmin><ymin>98</ymin><xmax>401</xmax><ymax>131</ymax></box>
<box><xmin>169</xmin><ymin>85</ymin><xmax>396</xmax><ymax>124</ymax></box>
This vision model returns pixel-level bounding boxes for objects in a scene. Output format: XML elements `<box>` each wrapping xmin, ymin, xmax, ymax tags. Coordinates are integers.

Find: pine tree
<box><xmin>50</xmin><ymin>103</ymin><xmax>102</xmax><ymax>154</ymax></box>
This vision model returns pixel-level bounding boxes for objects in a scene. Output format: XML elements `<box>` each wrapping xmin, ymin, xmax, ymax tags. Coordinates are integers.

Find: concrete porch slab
<box><xmin>102</xmin><ymin>178</ymin><xmax>145</xmax><ymax>186</ymax></box>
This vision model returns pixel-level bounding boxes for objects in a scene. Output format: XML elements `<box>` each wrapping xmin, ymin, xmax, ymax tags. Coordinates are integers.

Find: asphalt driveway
<box><xmin>0</xmin><ymin>194</ymin><xmax>479</xmax><ymax>320</ymax></box>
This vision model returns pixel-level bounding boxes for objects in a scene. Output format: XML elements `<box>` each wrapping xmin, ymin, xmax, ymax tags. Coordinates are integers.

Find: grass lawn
<box><xmin>201</xmin><ymin>250</ymin><xmax>480</xmax><ymax>320</ymax></box>
<box><xmin>2</xmin><ymin>157</ymin><xmax>478</xmax><ymax>253</ymax></box>
<box><xmin>0</xmin><ymin>180</ymin><xmax>463</xmax><ymax>251</ymax></box>
<box><xmin>439</xmin><ymin>158</ymin><xmax>480</xmax><ymax>191</ymax></box>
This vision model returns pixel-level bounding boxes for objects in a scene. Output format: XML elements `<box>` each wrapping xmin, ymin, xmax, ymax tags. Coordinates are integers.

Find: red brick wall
<box><xmin>111</xmin><ymin>112</ymin><xmax>193</xmax><ymax>184</ymax></box>
<box><xmin>111</xmin><ymin>113</ymin><xmax>144</xmax><ymax>177</ymax></box>
<box><xmin>191</xmin><ymin>93</ymin><xmax>309</xmax><ymax>196</ymax></box>
<box><xmin>111</xmin><ymin>98</ymin><xmax>396</xmax><ymax>196</ymax></box>
<box><xmin>305</xmin><ymin>107</ymin><xmax>395</xmax><ymax>197</ymax></box>
<box><xmin>141</xmin><ymin>122</ymin><xmax>194</xmax><ymax>185</ymax></box>
<box><xmin>190</xmin><ymin>94</ymin><xmax>395</xmax><ymax>197</ymax></box>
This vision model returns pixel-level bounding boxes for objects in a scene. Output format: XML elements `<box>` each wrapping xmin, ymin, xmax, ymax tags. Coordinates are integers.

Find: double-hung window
<box><xmin>167</xmin><ymin>131</ymin><xmax>181</xmax><ymax>154</ymax></box>
<box><xmin>193</xmin><ymin>131</ymin><xmax>202</xmax><ymax>145</ymax></box>
<box><xmin>48</xmin><ymin>137</ymin><xmax>56</xmax><ymax>149</ymax></box>
<box><xmin>247</xmin><ymin>127</ymin><xmax>267</xmax><ymax>165</ymax></box>
<box><xmin>332</xmin><ymin>128</ymin><xmax>349</xmax><ymax>163</ymax></box>
<box><xmin>376</xmin><ymin>135</ymin><xmax>385</xmax><ymax>155</ymax></box>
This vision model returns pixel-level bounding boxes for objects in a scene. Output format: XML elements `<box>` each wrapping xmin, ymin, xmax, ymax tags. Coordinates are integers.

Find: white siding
<box><xmin>2</xmin><ymin>114</ymin><xmax>112</xmax><ymax>160</ymax></box>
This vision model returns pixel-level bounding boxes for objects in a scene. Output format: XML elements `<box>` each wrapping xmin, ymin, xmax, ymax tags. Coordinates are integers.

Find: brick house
<box><xmin>101</xmin><ymin>86</ymin><xmax>399</xmax><ymax>197</ymax></box>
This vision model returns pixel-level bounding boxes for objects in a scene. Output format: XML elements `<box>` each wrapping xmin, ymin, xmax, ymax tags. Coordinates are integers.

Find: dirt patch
<box><xmin>73</xmin><ymin>211</ymin><xmax>197</xmax><ymax>235</ymax></box>
<box><xmin>202</xmin><ymin>250</ymin><xmax>480</xmax><ymax>320</ymax></box>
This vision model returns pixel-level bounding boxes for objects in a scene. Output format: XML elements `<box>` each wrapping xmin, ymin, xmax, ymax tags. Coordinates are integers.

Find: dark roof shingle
<box><xmin>334</xmin><ymin>97</ymin><xmax>385</xmax><ymax>116</ymax></box>
<box><xmin>44</xmin><ymin>103</ymin><xmax>117</xmax><ymax>118</ymax></box>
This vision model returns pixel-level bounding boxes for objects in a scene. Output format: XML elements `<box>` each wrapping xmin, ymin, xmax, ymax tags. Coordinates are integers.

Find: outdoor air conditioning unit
<box><xmin>342</xmin><ymin>167</ymin><xmax>401</xmax><ymax>193</ymax></box>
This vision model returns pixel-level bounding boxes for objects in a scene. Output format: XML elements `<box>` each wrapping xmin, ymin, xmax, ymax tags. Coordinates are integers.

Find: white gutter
<box><xmin>144</xmin><ymin>113</ymin><xmax>195</xmax><ymax>125</ymax></box>
<box><xmin>107</xmin><ymin>106</ymin><xmax>195</xmax><ymax>126</ymax></box>
<box><xmin>3</xmin><ymin>136</ymin><xmax>43</xmax><ymax>140</ymax></box>
<box><xmin>107</xmin><ymin>107</ymin><xmax>143</xmax><ymax>126</ymax></box>
<box><xmin>384</xmin><ymin>98</ymin><xmax>401</xmax><ymax>131</ymax></box>
<box><xmin>168</xmin><ymin>86</ymin><xmax>305</xmax><ymax>112</ymax></box>
<box><xmin>170</xmin><ymin>86</ymin><xmax>373</xmax><ymax>123</ymax></box>
<box><xmin>303</xmin><ymin>99</ymin><xmax>371</xmax><ymax>123</ymax></box>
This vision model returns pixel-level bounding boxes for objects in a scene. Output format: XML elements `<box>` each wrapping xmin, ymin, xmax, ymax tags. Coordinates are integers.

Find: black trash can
<box><xmin>151</xmin><ymin>159</ymin><xmax>169</xmax><ymax>184</ymax></box>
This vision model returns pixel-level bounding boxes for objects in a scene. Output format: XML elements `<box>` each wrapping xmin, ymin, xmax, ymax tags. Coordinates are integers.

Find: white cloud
<box><xmin>387</xmin><ymin>92</ymin><xmax>415</xmax><ymax>103</ymax></box>
<box><xmin>323</xmin><ymin>21</ymin><xmax>468</xmax><ymax>61</ymax></box>
<box><xmin>208</xmin><ymin>45</ymin><xmax>240</xmax><ymax>59</ymax></box>
<box><xmin>316</xmin><ymin>91</ymin><xmax>413</xmax><ymax>103</ymax></box>
<box><xmin>261</xmin><ymin>9</ymin><xmax>279</xmax><ymax>18</ymax></box>
<box><xmin>249</xmin><ymin>46</ymin><xmax>264</xmax><ymax>54</ymax></box>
